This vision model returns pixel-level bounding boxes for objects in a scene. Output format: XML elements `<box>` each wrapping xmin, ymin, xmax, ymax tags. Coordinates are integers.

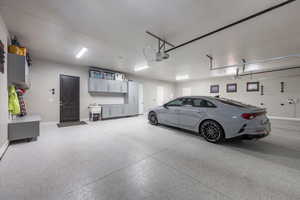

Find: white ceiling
<box><xmin>1</xmin><ymin>0</ymin><xmax>300</xmax><ymax>82</ymax></box>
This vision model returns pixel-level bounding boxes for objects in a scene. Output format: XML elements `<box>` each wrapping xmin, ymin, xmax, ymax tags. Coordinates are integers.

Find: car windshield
<box><xmin>215</xmin><ymin>98</ymin><xmax>258</xmax><ymax>109</ymax></box>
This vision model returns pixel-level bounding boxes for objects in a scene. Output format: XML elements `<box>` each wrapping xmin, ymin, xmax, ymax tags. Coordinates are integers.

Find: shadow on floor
<box><xmin>153</xmin><ymin>123</ymin><xmax>201</xmax><ymax>139</ymax></box>
<box><xmin>154</xmin><ymin>123</ymin><xmax>300</xmax><ymax>170</ymax></box>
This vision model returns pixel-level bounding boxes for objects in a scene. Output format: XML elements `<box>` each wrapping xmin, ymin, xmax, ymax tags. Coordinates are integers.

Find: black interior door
<box><xmin>60</xmin><ymin>75</ymin><xmax>80</xmax><ymax>123</ymax></box>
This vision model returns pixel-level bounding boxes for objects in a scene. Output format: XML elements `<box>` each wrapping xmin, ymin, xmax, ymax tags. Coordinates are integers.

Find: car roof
<box><xmin>177</xmin><ymin>96</ymin><xmax>217</xmax><ymax>100</ymax></box>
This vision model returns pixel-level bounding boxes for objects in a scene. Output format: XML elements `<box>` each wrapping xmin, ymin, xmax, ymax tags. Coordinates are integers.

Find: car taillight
<box><xmin>241</xmin><ymin>111</ymin><xmax>266</xmax><ymax>120</ymax></box>
<box><xmin>241</xmin><ymin>113</ymin><xmax>256</xmax><ymax>120</ymax></box>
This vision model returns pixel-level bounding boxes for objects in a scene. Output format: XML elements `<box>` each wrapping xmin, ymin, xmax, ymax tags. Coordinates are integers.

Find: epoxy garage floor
<box><xmin>1</xmin><ymin>117</ymin><xmax>300</xmax><ymax>200</ymax></box>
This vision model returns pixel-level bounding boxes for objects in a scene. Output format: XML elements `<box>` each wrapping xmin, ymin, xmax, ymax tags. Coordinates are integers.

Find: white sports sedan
<box><xmin>148</xmin><ymin>96</ymin><xmax>271</xmax><ymax>143</ymax></box>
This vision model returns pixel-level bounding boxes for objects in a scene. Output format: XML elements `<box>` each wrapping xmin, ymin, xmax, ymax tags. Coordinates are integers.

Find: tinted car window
<box><xmin>166</xmin><ymin>99</ymin><xmax>184</xmax><ymax>106</ymax></box>
<box><xmin>193</xmin><ymin>99</ymin><xmax>216</xmax><ymax>107</ymax></box>
<box><xmin>215</xmin><ymin>98</ymin><xmax>258</xmax><ymax>109</ymax></box>
<box><xmin>183</xmin><ymin>98</ymin><xmax>193</xmax><ymax>106</ymax></box>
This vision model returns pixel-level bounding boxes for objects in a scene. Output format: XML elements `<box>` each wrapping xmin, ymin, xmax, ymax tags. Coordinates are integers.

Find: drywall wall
<box><xmin>0</xmin><ymin>14</ymin><xmax>9</xmax><ymax>158</ymax></box>
<box><xmin>24</xmin><ymin>59</ymin><xmax>176</xmax><ymax>122</ymax></box>
<box><xmin>127</xmin><ymin>74</ymin><xmax>175</xmax><ymax>112</ymax></box>
<box><xmin>176</xmin><ymin>68</ymin><xmax>300</xmax><ymax>118</ymax></box>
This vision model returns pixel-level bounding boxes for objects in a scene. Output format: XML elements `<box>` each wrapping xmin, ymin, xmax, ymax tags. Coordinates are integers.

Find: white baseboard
<box><xmin>269</xmin><ymin>116</ymin><xmax>300</xmax><ymax>122</ymax></box>
<box><xmin>0</xmin><ymin>141</ymin><xmax>9</xmax><ymax>160</ymax></box>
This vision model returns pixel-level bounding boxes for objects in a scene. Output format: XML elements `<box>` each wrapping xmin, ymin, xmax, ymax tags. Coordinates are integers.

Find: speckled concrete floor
<box><xmin>0</xmin><ymin>116</ymin><xmax>299</xmax><ymax>200</ymax></box>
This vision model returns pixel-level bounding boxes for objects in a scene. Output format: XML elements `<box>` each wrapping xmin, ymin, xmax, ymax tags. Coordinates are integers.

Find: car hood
<box><xmin>149</xmin><ymin>106</ymin><xmax>164</xmax><ymax>112</ymax></box>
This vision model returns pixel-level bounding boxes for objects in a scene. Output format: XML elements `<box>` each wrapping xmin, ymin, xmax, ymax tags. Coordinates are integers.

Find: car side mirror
<box><xmin>163</xmin><ymin>104</ymin><xmax>169</xmax><ymax>109</ymax></box>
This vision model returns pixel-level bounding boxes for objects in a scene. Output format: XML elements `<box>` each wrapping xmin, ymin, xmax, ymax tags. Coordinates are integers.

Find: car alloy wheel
<box><xmin>200</xmin><ymin>120</ymin><xmax>224</xmax><ymax>143</ymax></box>
<box><xmin>149</xmin><ymin>112</ymin><xmax>158</xmax><ymax>125</ymax></box>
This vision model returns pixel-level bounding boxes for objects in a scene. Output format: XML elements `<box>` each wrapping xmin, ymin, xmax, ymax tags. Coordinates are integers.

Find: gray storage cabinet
<box><xmin>7</xmin><ymin>53</ymin><xmax>30</xmax><ymax>86</ymax></box>
<box><xmin>89</xmin><ymin>78</ymin><xmax>108</xmax><ymax>92</ymax></box>
<box><xmin>89</xmin><ymin>78</ymin><xmax>128</xmax><ymax>93</ymax></box>
<box><xmin>125</xmin><ymin>81</ymin><xmax>139</xmax><ymax>114</ymax></box>
<box><xmin>101</xmin><ymin>105</ymin><xmax>123</xmax><ymax>119</ymax></box>
<box><xmin>101</xmin><ymin>106</ymin><xmax>111</xmax><ymax>119</ymax></box>
<box><xmin>101</xmin><ymin>81</ymin><xmax>139</xmax><ymax>119</ymax></box>
<box><xmin>8</xmin><ymin>115</ymin><xmax>41</xmax><ymax>142</ymax></box>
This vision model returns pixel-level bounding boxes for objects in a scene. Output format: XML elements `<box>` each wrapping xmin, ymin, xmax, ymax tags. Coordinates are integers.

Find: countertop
<box><xmin>9</xmin><ymin>114</ymin><xmax>41</xmax><ymax>124</ymax></box>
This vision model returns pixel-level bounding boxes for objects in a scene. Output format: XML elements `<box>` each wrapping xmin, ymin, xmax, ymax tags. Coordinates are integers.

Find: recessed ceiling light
<box><xmin>134</xmin><ymin>65</ymin><xmax>149</xmax><ymax>72</ymax></box>
<box><xmin>176</xmin><ymin>74</ymin><xmax>189</xmax><ymax>81</ymax></box>
<box><xmin>76</xmin><ymin>47</ymin><xmax>88</xmax><ymax>59</ymax></box>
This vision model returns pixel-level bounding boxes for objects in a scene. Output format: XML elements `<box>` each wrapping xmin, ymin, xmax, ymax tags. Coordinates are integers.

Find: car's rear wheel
<box><xmin>200</xmin><ymin>120</ymin><xmax>225</xmax><ymax>143</ymax></box>
<box><xmin>148</xmin><ymin>112</ymin><xmax>158</xmax><ymax>125</ymax></box>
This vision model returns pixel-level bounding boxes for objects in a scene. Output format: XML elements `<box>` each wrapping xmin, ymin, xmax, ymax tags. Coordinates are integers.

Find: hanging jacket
<box><xmin>16</xmin><ymin>89</ymin><xmax>27</xmax><ymax>116</ymax></box>
<box><xmin>8</xmin><ymin>86</ymin><xmax>21</xmax><ymax>115</ymax></box>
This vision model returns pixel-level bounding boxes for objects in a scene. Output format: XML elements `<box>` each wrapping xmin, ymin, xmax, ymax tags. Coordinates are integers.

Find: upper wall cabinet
<box><xmin>7</xmin><ymin>53</ymin><xmax>30</xmax><ymax>88</ymax></box>
<box><xmin>88</xmin><ymin>78</ymin><xmax>128</xmax><ymax>93</ymax></box>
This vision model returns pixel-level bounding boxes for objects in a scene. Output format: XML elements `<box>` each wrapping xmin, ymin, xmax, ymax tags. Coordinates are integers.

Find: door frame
<box><xmin>59</xmin><ymin>74</ymin><xmax>80</xmax><ymax>123</ymax></box>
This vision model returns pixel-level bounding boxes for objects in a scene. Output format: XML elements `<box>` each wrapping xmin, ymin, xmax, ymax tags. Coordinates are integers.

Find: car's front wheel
<box><xmin>200</xmin><ymin>120</ymin><xmax>225</xmax><ymax>143</ymax></box>
<box><xmin>148</xmin><ymin>112</ymin><xmax>158</xmax><ymax>125</ymax></box>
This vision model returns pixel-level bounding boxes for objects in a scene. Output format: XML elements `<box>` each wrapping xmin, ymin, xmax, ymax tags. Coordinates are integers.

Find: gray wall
<box><xmin>0</xmin><ymin>14</ymin><xmax>9</xmax><ymax>157</ymax></box>
<box><xmin>25</xmin><ymin>59</ymin><xmax>176</xmax><ymax>122</ymax></box>
<box><xmin>176</xmin><ymin>68</ymin><xmax>300</xmax><ymax>118</ymax></box>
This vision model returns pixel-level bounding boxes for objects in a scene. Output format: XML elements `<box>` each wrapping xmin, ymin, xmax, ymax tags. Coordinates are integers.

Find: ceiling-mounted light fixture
<box><xmin>76</xmin><ymin>47</ymin><xmax>88</xmax><ymax>59</ymax></box>
<box><xmin>134</xmin><ymin>65</ymin><xmax>149</xmax><ymax>72</ymax></box>
<box><xmin>176</xmin><ymin>75</ymin><xmax>189</xmax><ymax>81</ymax></box>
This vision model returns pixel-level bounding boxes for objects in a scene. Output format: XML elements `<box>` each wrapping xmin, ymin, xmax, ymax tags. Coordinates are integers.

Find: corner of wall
<box><xmin>0</xmin><ymin>13</ymin><xmax>10</xmax><ymax>159</ymax></box>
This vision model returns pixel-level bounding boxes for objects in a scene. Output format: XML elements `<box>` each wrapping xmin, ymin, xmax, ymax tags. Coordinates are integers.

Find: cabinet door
<box><xmin>8</xmin><ymin>53</ymin><xmax>26</xmax><ymax>85</ymax></box>
<box><xmin>109</xmin><ymin>105</ymin><xmax>116</xmax><ymax>117</ymax></box>
<box><xmin>110</xmin><ymin>105</ymin><xmax>122</xmax><ymax>117</ymax></box>
<box><xmin>88</xmin><ymin>78</ymin><xmax>97</xmax><ymax>92</ymax></box>
<box><xmin>106</xmin><ymin>80</ymin><xmax>117</xmax><ymax>93</ymax></box>
<box><xmin>133</xmin><ymin>82</ymin><xmax>139</xmax><ymax>114</ymax></box>
<box><xmin>97</xmin><ymin>79</ymin><xmax>109</xmax><ymax>92</ymax></box>
<box><xmin>132</xmin><ymin>82</ymin><xmax>139</xmax><ymax>105</ymax></box>
<box><xmin>127</xmin><ymin>81</ymin><xmax>135</xmax><ymax>104</ymax></box>
<box><xmin>102</xmin><ymin>106</ymin><xmax>111</xmax><ymax>119</ymax></box>
<box><xmin>89</xmin><ymin>78</ymin><xmax>108</xmax><ymax>92</ymax></box>
<box><xmin>122</xmin><ymin>104</ymin><xmax>128</xmax><ymax>116</ymax></box>
<box><xmin>121</xmin><ymin>82</ymin><xmax>128</xmax><ymax>93</ymax></box>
